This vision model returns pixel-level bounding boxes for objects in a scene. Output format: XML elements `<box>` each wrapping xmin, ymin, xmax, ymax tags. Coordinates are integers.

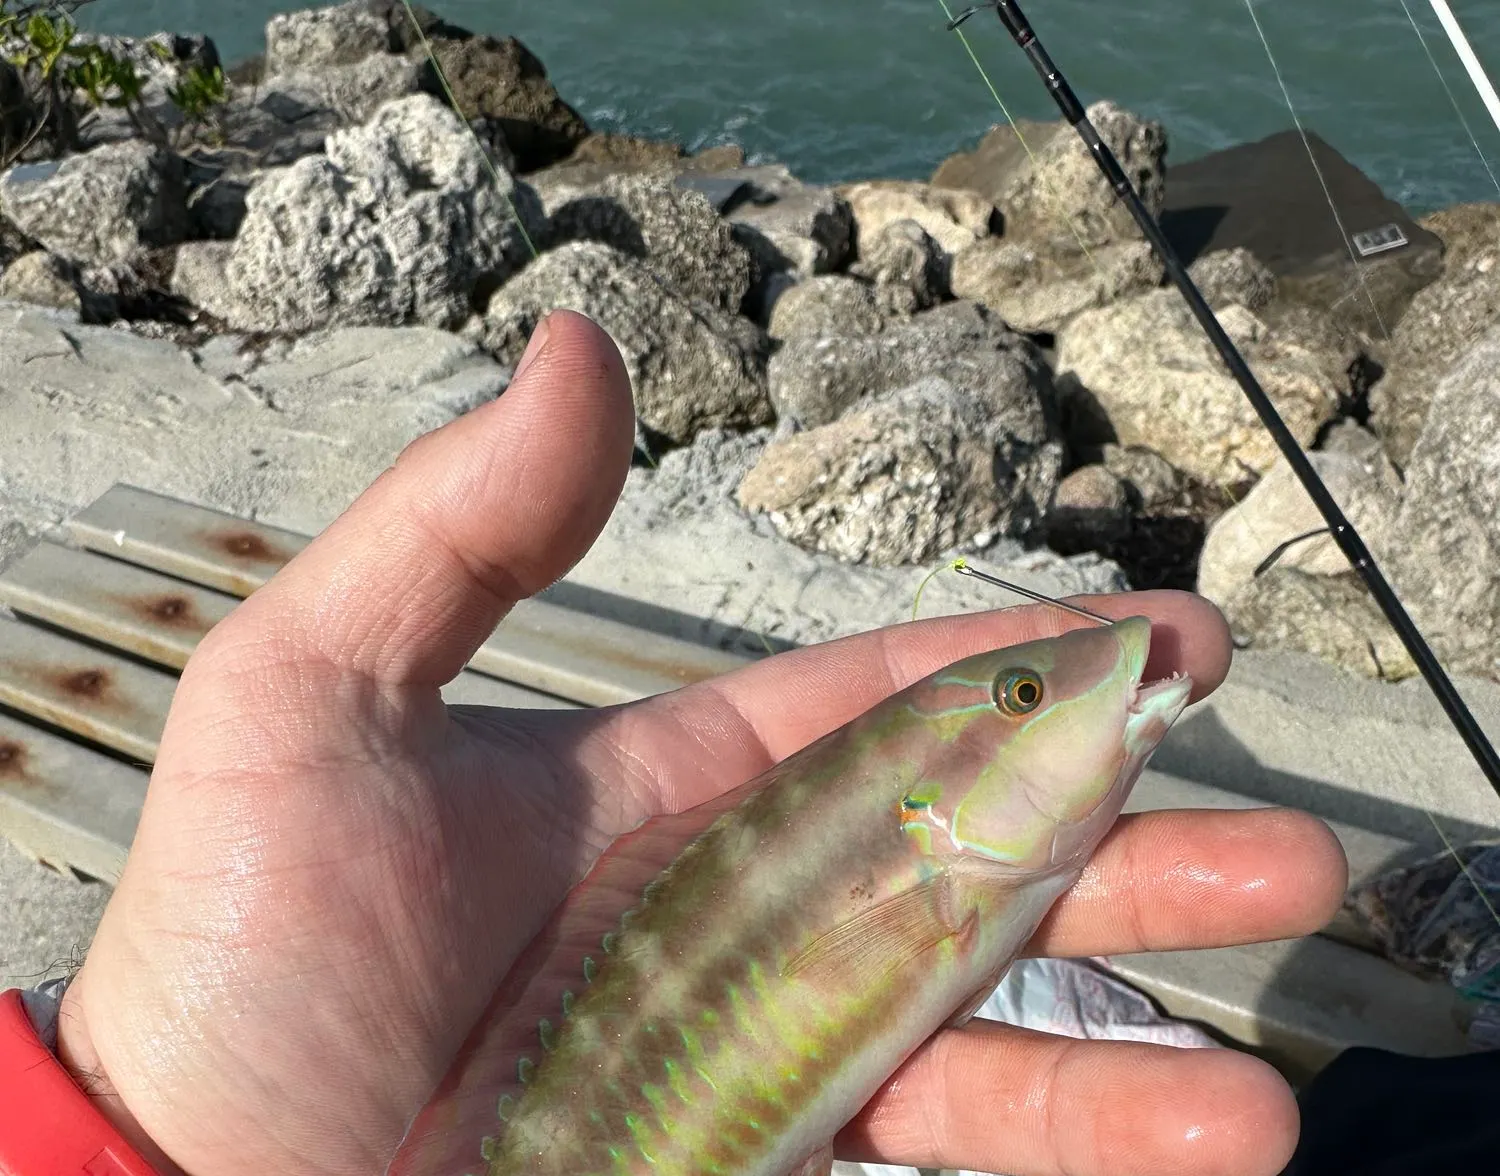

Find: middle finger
<box><xmin>1026</xmin><ymin>807</ymin><xmax>1348</xmax><ymax>958</ymax></box>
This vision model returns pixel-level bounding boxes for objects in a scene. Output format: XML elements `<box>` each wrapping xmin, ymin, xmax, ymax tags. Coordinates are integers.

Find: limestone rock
<box><xmin>169</xmin><ymin>241</ymin><xmax>232</xmax><ymax>314</ymax></box>
<box><xmin>1056</xmin><ymin>289</ymin><xmax>1341</xmax><ymax>485</ymax></box>
<box><xmin>481</xmin><ymin>241</ymin><xmax>770</xmax><ymax>444</ymax></box>
<box><xmin>0</xmin><ymin>252</ymin><xmax>80</xmax><ymax>314</ymax></box>
<box><xmin>768</xmin><ymin>300</ymin><xmax>1057</xmax><ymax>435</ymax></box>
<box><xmin>848</xmin><ymin>218</ymin><xmax>945</xmax><ymax>316</ymax></box>
<box><xmin>1370</xmin><ymin>213</ymin><xmax>1500</xmax><ymax>468</ymax></box>
<box><xmin>1189</xmin><ymin>247</ymin><xmax>1277</xmax><ymax>311</ymax></box>
<box><xmin>1259</xmin><ymin>302</ymin><xmax>1368</xmax><ymax>398</ymax></box>
<box><xmin>258</xmin><ymin>52</ymin><xmax>428</xmax><ymax>129</ymax></box>
<box><xmin>837</xmin><ymin>180</ymin><xmax>995</xmax><ymax>259</ymax></box>
<box><xmin>219</xmin><ymin>94</ymin><xmax>544</xmax><ymax>333</ymax></box>
<box><xmin>738</xmin><ymin>377</ymin><xmax>1064</xmax><ymax>565</ymax></box>
<box><xmin>422</xmin><ymin>35</ymin><xmax>590</xmax><ymax>172</ymax></box>
<box><xmin>264</xmin><ymin>3</ymin><xmax>393</xmax><ymax>72</ymax></box>
<box><xmin>931</xmin><ymin>116</ymin><xmax>1057</xmax><ymax>203</ymax></box>
<box><xmin>1420</xmin><ymin>201</ymin><xmax>1500</xmax><ymax>271</ymax></box>
<box><xmin>1387</xmin><ymin>323</ymin><xmax>1500</xmax><ymax>680</ymax></box>
<box><xmin>0</xmin><ymin>143</ymin><xmax>186</xmax><ymax>267</ymax></box>
<box><xmin>988</xmin><ymin>102</ymin><xmax>1166</xmax><ymax>250</ymax></box>
<box><xmin>766</xmin><ymin>275</ymin><xmax>883</xmax><ymax>340</ymax></box>
<box><xmin>726</xmin><ymin>167</ymin><xmax>853</xmax><ymax>282</ymax></box>
<box><xmin>1048</xmin><ymin>464</ymin><xmax>1131</xmax><ymax>549</ymax></box>
<box><xmin>1101</xmin><ymin>443</ymin><xmax>1184</xmax><ymax>511</ymax></box>
<box><xmin>547</xmin><ymin>171</ymin><xmax>753</xmax><ymax>310</ymax></box>
<box><xmin>1196</xmin><ymin>448</ymin><xmax>1401</xmax><ymax>607</ymax></box>
<box><xmin>574</xmin><ymin>427</ymin><xmax>1124</xmax><ymax>654</ymax></box>
<box><xmin>1224</xmin><ymin>569</ymin><xmax>1419</xmax><ymax>681</ymax></box>
<box><xmin>950</xmin><ymin>237</ymin><xmax>1162</xmax><ymax>334</ymax></box>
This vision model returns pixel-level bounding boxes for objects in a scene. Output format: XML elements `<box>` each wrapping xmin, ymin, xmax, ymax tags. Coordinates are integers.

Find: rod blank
<box><xmin>963</xmin><ymin>0</ymin><xmax>1500</xmax><ymax>800</ymax></box>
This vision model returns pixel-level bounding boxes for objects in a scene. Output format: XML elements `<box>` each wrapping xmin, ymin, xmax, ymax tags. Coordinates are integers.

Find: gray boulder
<box><xmin>738</xmin><ymin>376</ymin><xmax>1064</xmax><ymax>565</ymax></box>
<box><xmin>768</xmin><ymin>299</ymin><xmax>1057</xmax><ymax>434</ymax></box>
<box><xmin>481</xmin><ymin>241</ymin><xmax>771</xmax><ymax>445</ymax></box>
<box><xmin>264</xmin><ymin>3</ymin><xmax>393</xmax><ymax>72</ymax></box>
<box><xmin>1387</xmin><ymin>323</ymin><xmax>1500</xmax><ymax>679</ymax></box>
<box><xmin>258</xmin><ymin>51</ymin><xmax>427</xmax><ymax>128</ymax></box>
<box><xmin>1370</xmin><ymin>205</ymin><xmax>1500</xmax><ymax>468</ymax></box>
<box><xmin>421</xmin><ymin>34</ymin><xmax>590</xmax><ymax>172</ymax></box>
<box><xmin>169</xmin><ymin>240</ymin><xmax>231</xmax><ymax>311</ymax></box>
<box><xmin>848</xmin><ymin>218</ymin><xmax>946</xmax><ymax>316</ymax></box>
<box><xmin>547</xmin><ymin>171</ymin><xmax>753</xmax><ymax>310</ymax></box>
<box><xmin>837</xmin><ymin>179</ymin><xmax>995</xmax><ymax>259</ymax></box>
<box><xmin>1196</xmin><ymin>448</ymin><xmax>1401</xmax><ymax>608</ymax></box>
<box><xmin>1056</xmin><ymin>289</ymin><xmax>1341</xmax><ymax>485</ymax></box>
<box><xmin>1189</xmin><ymin>247</ymin><xmax>1278</xmax><ymax>312</ymax></box>
<box><xmin>939</xmin><ymin>102</ymin><xmax>1166</xmax><ymax>251</ymax></box>
<box><xmin>181</xmin><ymin>51</ymin><xmax>436</xmax><ymax>239</ymax></box>
<box><xmin>0</xmin><ymin>251</ymin><xmax>80</xmax><ymax>315</ymax></box>
<box><xmin>1223</xmin><ymin>569</ymin><xmax>1419</xmax><ymax>682</ymax></box>
<box><xmin>1101</xmin><ymin>443</ymin><xmax>1185</xmax><ymax>511</ymax></box>
<box><xmin>1047</xmin><ymin>463</ymin><xmax>1132</xmax><ymax>549</ymax></box>
<box><xmin>217</xmin><ymin>94</ymin><xmax>544</xmax><ymax>333</ymax></box>
<box><xmin>950</xmin><ymin>237</ymin><xmax>1161</xmax><ymax>334</ymax></box>
<box><xmin>725</xmin><ymin>167</ymin><xmax>853</xmax><ymax>283</ymax></box>
<box><xmin>766</xmin><ymin>275</ymin><xmax>884</xmax><ymax>340</ymax></box>
<box><xmin>0</xmin><ymin>143</ymin><xmax>186</xmax><ymax>267</ymax></box>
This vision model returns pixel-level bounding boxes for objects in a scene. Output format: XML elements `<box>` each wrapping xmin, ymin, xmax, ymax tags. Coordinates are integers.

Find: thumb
<box><xmin>216</xmin><ymin>309</ymin><xmax>635</xmax><ymax>688</ymax></box>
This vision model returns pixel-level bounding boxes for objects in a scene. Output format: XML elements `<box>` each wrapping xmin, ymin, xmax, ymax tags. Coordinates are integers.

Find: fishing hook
<box><xmin>951</xmin><ymin>561</ymin><xmax>1115</xmax><ymax>626</ymax></box>
<box><xmin>953</xmin><ymin>0</ymin><xmax>1500</xmax><ymax>799</ymax></box>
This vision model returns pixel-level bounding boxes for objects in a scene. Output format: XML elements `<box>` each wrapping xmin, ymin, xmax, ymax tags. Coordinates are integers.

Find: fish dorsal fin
<box><xmin>386</xmin><ymin>780</ymin><xmax>760</xmax><ymax>1176</ymax></box>
<box><xmin>781</xmin><ymin>873</ymin><xmax>966</xmax><ymax>988</ymax></box>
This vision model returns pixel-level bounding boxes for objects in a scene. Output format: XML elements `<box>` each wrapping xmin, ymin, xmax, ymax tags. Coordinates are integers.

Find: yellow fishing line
<box><xmin>397</xmin><ymin>0</ymin><xmax>540</xmax><ymax>260</ymax></box>
<box><xmin>934</xmin><ymin>0</ymin><xmax>1100</xmax><ymax>273</ymax></box>
<box><xmin>911</xmin><ymin>558</ymin><xmax>968</xmax><ymax>621</ymax></box>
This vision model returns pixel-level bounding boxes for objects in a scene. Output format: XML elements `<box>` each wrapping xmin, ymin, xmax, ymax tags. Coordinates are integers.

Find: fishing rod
<box><xmin>947</xmin><ymin>0</ymin><xmax>1500</xmax><ymax>802</ymax></box>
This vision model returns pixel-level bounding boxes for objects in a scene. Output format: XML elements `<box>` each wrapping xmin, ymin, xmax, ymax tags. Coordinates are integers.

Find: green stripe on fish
<box><xmin>388</xmin><ymin>616</ymin><xmax>1192</xmax><ymax>1176</ymax></box>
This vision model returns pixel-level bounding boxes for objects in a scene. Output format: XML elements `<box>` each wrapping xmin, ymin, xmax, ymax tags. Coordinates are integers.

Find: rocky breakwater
<box><xmin>0</xmin><ymin>0</ymin><xmax>1493</xmax><ymax>680</ymax></box>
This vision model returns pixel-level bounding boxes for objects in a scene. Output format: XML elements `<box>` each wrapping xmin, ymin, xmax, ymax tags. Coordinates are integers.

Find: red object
<box><xmin>0</xmin><ymin>988</ymin><xmax>158</xmax><ymax>1176</ymax></box>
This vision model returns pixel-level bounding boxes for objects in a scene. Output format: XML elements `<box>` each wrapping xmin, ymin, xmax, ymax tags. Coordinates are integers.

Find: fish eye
<box><xmin>995</xmin><ymin>670</ymin><xmax>1044</xmax><ymax>715</ymax></box>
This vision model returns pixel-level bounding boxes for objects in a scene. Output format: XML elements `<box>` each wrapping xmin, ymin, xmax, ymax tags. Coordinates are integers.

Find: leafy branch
<box><xmin>0</xmin><ymin>1</ymin><xmax>228</xmax><ymax>165</ymax></box>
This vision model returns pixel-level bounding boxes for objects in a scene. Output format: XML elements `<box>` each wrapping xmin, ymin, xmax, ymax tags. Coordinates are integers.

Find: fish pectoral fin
<box><xmin>781</xmin><ymin>875</ymin><xmax>963</xmax><ymax>985</ymax></box>
<box><xmin>780</xmin><ymin>1143</ymin><xmax>834</xmax><ymax>1176</ymax></box>
<box><xmin>943</xmin><ymin>962</ymin><xmax>1008</xmax><ymax>1029</ymax></box>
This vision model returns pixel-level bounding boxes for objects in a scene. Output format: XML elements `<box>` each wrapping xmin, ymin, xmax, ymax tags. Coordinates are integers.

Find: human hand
<box><xmin>55</xmin><ymin>310</ymin><xmax>1347</xmax><ymax>1176</ymax></box>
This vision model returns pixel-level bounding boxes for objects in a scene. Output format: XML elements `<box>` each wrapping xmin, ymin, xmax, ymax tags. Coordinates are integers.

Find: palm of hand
<box><xmin>57</xmin><ymin>313</ymin><xmax>1345</xmax><ymax>1176</ymax></box>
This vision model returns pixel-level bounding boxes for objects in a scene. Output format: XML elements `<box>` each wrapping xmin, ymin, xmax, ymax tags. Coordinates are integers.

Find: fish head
<box><xmin>896</xmin><ymin>616</ymin><xmax>1192</xmax><ymax>873</ymax></box>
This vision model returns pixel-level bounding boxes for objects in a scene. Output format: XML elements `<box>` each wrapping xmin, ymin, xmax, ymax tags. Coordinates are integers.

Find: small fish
<box><xmin>390</xmin><ymin>616</ymin><xmax>1192</xmax><ymax>1176</ymax></box>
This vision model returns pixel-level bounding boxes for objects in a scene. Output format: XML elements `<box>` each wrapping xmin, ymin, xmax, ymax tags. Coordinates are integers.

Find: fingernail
<box><xmin>514</xmin><ymin>315</ymin><xmax>552</xmax><ymax>382</ymax></box>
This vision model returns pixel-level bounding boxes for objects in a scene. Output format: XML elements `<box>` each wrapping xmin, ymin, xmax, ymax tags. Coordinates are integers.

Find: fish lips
<box><xmin>1045</xmin><ymin>621</ymin><xmax>1194</xmax><ymax>869</ymax></box>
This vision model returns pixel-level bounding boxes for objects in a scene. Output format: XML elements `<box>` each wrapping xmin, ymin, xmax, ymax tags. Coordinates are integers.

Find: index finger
<box><xmin>627</xmin><ymin>589</ymin><xmax>1231</xmax><ymax>813</ymax></box>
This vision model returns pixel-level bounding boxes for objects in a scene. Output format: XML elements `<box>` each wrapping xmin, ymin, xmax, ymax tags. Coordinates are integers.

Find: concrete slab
<box><xmin>1155</xmin><ymin>647</ymin><xmax>1500</xmax><ymax>845</ymax></box>
<box><xmin>0</xmin><ymin>835</ymin><xmax>109</xmax><ymax>990</ymax></box>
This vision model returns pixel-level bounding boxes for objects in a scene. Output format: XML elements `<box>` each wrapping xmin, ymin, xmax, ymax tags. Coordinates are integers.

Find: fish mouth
<box><xmin>1126</xmin><ymin>673</ymin><xmax>1194</xmax><ymax>750</ymax></box>
<box><xmin>1112</xmin><ymin>615</ymin><xmax>1194</xmax><ymax>753</ymax></box>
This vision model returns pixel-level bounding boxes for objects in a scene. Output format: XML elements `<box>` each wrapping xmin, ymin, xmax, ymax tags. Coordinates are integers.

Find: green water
<box><xmin>80</xmin><ymin>0</ymin><xmax>1500</xmax><ymax>213</ymax></box>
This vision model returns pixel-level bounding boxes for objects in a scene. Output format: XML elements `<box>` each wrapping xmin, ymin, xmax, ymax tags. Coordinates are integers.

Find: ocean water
<box><xmin>78</xmin><ymin>0</ymin><xmax>1500</xmax><ymax>214</ymax></box>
